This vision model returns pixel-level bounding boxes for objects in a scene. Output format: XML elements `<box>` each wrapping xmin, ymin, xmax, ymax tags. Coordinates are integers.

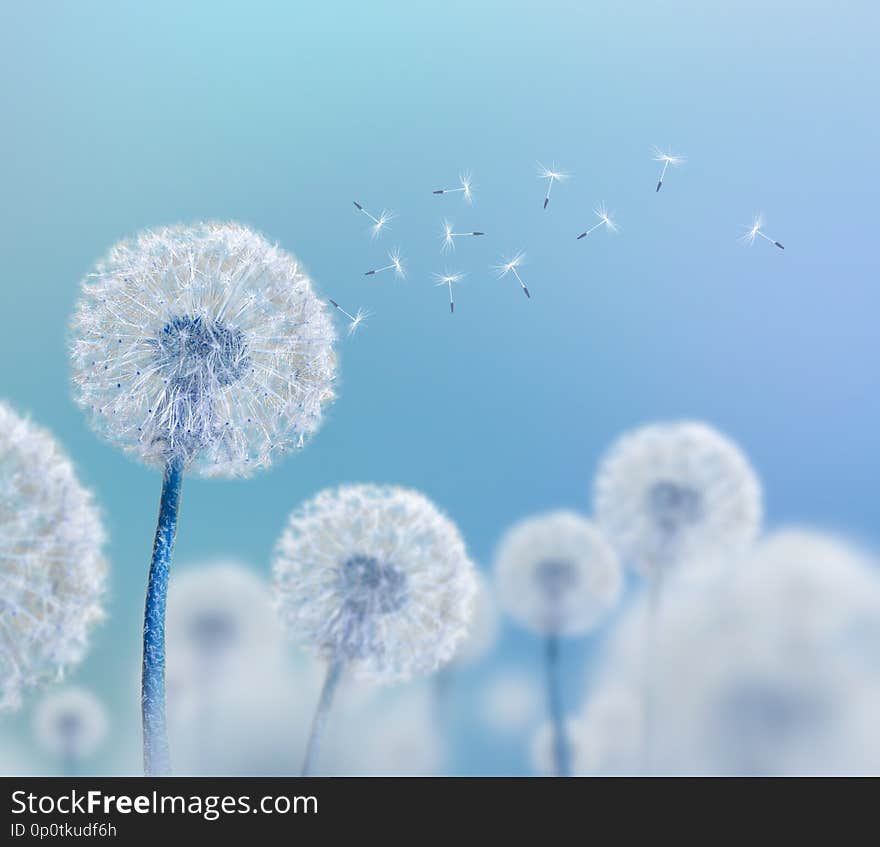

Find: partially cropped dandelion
<box><xmin>273</xmin><ymin>484</ymin><xmax>477</xmax><ymax>775</ymax></box>
<box><xmin>652</xmin><ymin>147</ymin><xmax>685</xmax><ymax>193</ymax></box>
<box><xmin>34</xmin><ymin>687</ymin><xmax>108</xmax><ymax>774</ymax></box>
<box><xmin>328</xmin><ymin>299</ymin><xmax>370</xmax><ymax>336</ymax></box>
<box><xmin>593</xmin><ymin>421</ymin><xmax>762</xmax><ymax>771</ymax></box>
<box><xmin>352</xmin><ymin>201</ymin><xmax>393</xmax><ymax>239</ymax></box>
<box><xmin>537</xmin><ymin>162</ymin><xmax>569</xmax><ymax>209</ymax></box>
<box><xmin>364</xmin><ymin>248</ymin><xmax>405</xmax><ymax>279</ymax></box>
<box><xmin>440</xmin><ymin>219</ymin><xmax>485</xmax><ymax>253</ymax></box>
<box><xmin>493</xmin><ymin>251</ymin><xmax>531</xmax><ymax>298</ymax></box>
<box><xmin>0</xmin><ymin>402</ymin><xmax>107</xmax><ymax>713</ymax></box>
<box><xmin>433</xmin><ymin>271</ymin><xmax>465</xmax><ymax>313</ymax></box>
<box><xmin>576</xmin><ymin>203</ymin><xmax>619</xmax><ymax>240</ymax></box>
<box><xmin>740</xmin><ymin>213</ymin><xmax>785</xmax><ymax>250</ymax></box>
<box><xmin>494</xmin><ymin>511</ymin><xmax>622</xmax><ymax>776</ymax></box>
<box><xmin>70</xmin><ymin>222</ymin><xmax>337</xmax><ymax>775</ymax></box>
<box><xmin>432</xmin><ymin>171</ymin><xmax>474</xmax><ymax>203</ymax></box>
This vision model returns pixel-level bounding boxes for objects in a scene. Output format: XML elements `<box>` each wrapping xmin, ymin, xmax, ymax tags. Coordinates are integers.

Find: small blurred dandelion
<box><xmin>652</xmin><ymin>147</ymin><xmax>685</xmax><ymax>193</ymax></box>
<box><xmin>537</xmin><ymin>162</ymin><xmax>569</xmax><ymax>209</ymax></box>
<box><xmin>740</xmin><ymin>213</ymin><xmax>785</xmax><ymax>250</ymax></box>
<box><xmin>0</xmin><ymin>402</ymin><xmax>107</xmax><ymax>714</ymax></box>
<box><xmin>69</xmin><ymin>222</ymin><xmax>337</xmax><ymax>775</ymax></box>
<box><xmin>328</xmin><ymin>300</ymin><xmax>370</xmax><ymax>336</ymax></box>
<box><xmin>493</xmin><ymin>251</ymin><xmax>531</xmax><ymax>298</ymax></box>
<box><xmin>364</xmin><ymin>248</ymin><xmax>405</xmax><ymax>279</ymax></box>
<box><xmin>34</xmin><ymin>687</ymin><xmax>108</xmax><ymax>775</ymax></box>
<box><xmin>433</xmin><ymin>271</ymin><xmax>465</xmax><ymax>313</ymax></box>
<box><xmin>440</xmin><ymin>219</ymin><xmax>485</xmax><ymax>253</ymax></box>
<box><xmin>273</xmin><ymin>484</ymin><xmax>477</xmax><ymax>775</ymax></box>
<box><xmin>432</xmin><ymin>171</ymin><xmax>474</xmax><ymax>204</ymax></box>
<box><xmin>494</xmin><ymin>511</ymin><xmax>622</xmax><ymax>776</ymax></box>
<box><xmin>576</xmin><ymin>203</ymin><xmax>619</xmax><ymax>240</ymax></box>
<box><xmin>352</xmin><ymin>201</ymin><xmax>393</xmax><ymax>239</ymax></box>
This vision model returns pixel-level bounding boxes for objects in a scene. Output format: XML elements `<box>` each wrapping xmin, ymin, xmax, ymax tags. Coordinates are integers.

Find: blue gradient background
<box><xmin>0</xmin><ymin>1</ymin><xmax>877</xmax><ymax>773</ymax></box>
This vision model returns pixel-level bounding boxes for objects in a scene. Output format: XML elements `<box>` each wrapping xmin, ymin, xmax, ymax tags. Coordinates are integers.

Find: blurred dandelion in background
<box><xmin>0</xmin><ymin>401</ymin><xmax>107</xmax><ymax>713</ymax></box>
<box><xmin>652</xmin><ymin>146</ymin><xmax>685</xmax><ymax>193</ymax></box>
<box><xmin>273</xmin><ymin>483</ymin><xmax>477</xmax><ymax>775</ymax></box>
<box><xmin>432</xmin><ymin>171</ymin><xmax>474</xmax><ymax>203</ymax></box>
<box><xmin>69</xmin><ymin>222</ymin><xmax>337</xmax><ymax>775</ymax></box>
<box><xmin>493</xmin><ymin>511</ymin><xmax>622</xmax><ymax>776</ymax></box>
<box><xmin>33</xmin><ymin>687</ymin><xmax>108</xmax><ymax>775</ymax></box>
<box><xmin>537</xmin><ymin>162</ymin><xmax>569</xmax><ymax>209</ymax></box>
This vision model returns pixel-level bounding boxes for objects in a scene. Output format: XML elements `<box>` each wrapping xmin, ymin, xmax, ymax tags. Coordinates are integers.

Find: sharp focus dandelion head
<box><xmin>34</xmin><ymin>687</ymin><xmax>109</xmax><ymax>761</ymax></box>
<box><xmin>69</xmin><ymin>223</ymin><xmax>338</xmax><ymax>478</ymax></box>
<box><xmin>273</xmin><ymin>484</ymin><xmax>477</xmax><ymax>683</ymax></box>
<box><xmin>493</xmin><ymin>511</ymin><xmax>622</xmax><ymax>637</ymax></box>
<box><xmin>593</xmin><ymin>421</ymin><xmax>763</xmax><ymax>574</ymax></box>
<box><xmin>0</xmin><ymin>402</ymin><xmax>108</xmax><ymax>712</ymax></box>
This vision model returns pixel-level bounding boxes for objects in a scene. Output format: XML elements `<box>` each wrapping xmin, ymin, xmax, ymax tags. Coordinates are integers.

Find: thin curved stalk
<box><xmin>544</xmin><ymin>633</ymin><xmax>570</xmax><ymax>777</ymax></box>
<box><xmin>301</xmin><ymin>660</ymin><xmax>344</xmax><ymax>776</ymax></box>
<box><xmin>142</xmin><ymin>458</ymin><xmax>184</xmax><ymax>776</ymax></box>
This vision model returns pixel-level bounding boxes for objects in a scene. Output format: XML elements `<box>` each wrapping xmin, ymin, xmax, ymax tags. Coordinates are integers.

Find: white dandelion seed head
<box><xmin>440</xmin><ymin>219</ymin><xmax>455</xmax><ymax>253</ymax></box>
<box><xmin>493</xmin><ymin>511</ymin><xmax>622</xmax><ymax>637</ymax></box>
<box><xmin>449</xmin><ymin>570</ymin><xmax>500</xmax><ymax>667</ymax></box>
<box><xmin>371</xmin><ymin>209</ymin><xmax>394</xmax><ymax>239</ymax></box>
<box><xmin>594</xmin><ymin>203</ymin><xmax>619</xmax><ymax>232</ymax></box>
<box><xmin>593</xmin><ymin>421</ymin><xmax>762</xmax><ymax>574</ymax></box>
<box><xmin>347</xmin><ymin>307</ymin><xmax>371</xmax><ymax>337</ymax></box>
<box><xmin>272</xmin><ymin>484</ymin><xmax>477</xmax><ymax>683</ymax></box>
<box><xmin>530</xmin><ymin>718</ymin><xmax>594</xmax><ymax>776</ymax></box>
<box><xmin>740</xmin><ymin>213</ymin><xmax>765</xmax><ymax>245</ymax></box>
<box><xmin>433</xmin><ymin>271</ymin><xmax>465</xmax><ymax>287</ymax></box>
<box><xmin>70</xmin><ymin>222</ymin><xmax>337</xmax><ymax>479</ymax></box>
<box><xmin>0</xmin><ymin>402</ymin><xmax>108</xmax><ymax>713</ymax></box>
<box><xmin>166</xmin><ymin>559</ymin><xmax>284</xmax><ymax>673</ymax></box>
<box><xmin>389</xmin><ymin>249</ymin><xmax>405</xmax><ymax>279</ymax></box>
<box><xmin>459</xmin><ymin>171</ymin><xmax>474</xmax><ymax>203</ymax></box>
<box><xmin>537</xmin><ymin>162</ymin><xmax>569</xmax><ymax>182</ymax></box>
<box><xmin>652</xmin><ymin>146</ymin><xmax>685</xmax><ymax>166</ymax></box>
<box><xmin>493</xmin><ymin>251</ymin><xmax>525</xmax><ymax>279</ymax></box>
<box><xmin>33</xmin><ymin>687</ymin><xmax>109</xmax><ymax>760</ymax></box>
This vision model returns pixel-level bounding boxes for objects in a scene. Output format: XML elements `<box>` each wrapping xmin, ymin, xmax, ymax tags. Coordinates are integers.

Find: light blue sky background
<box><xmin>1</xmin><ymin>1</ymin><xmax>877</xmax><ymax>774</ymax></box>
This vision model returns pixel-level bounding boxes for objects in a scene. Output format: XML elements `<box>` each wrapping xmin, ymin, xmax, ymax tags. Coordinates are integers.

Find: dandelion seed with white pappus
<box><xmin>272</xmin><ymin>483</ymin><xmax>477</xmax><ymax>775</ymax></box>
<box><xmin>576</xmin><ymin>203</ymin><xmax>619</xmax><ymax>240</ymax></box>
<box><xmin>494</xmin><ymin>251</ymin><xmax>531</xmax><ymax>298</ymax></box>
<box><xmin>352</xmin><ymin>201</ymin><xmax>393</xmax><ymax>239</ymax></box>
<box><xmin>433</xmin><ymin>171</ymin><xmax>474</xmax><ymax>204</ymax></box>
<box><xmin>652</xmin><ymin>146</ymin><xmax>684</xmax><ymax>193</ymax></box>
<box><xmin>493</xmin><ymin>511</ymin><xmax>622</xmax><ymax>776</ymax></box>
<box><xmin>329</xmin><ymin>299</ymin><xmax>370</xmax><ymax>336</ymax></box>
<box><xmin>34</xmin><ymin>687</ymin><xmax>108</xmax><ymax>775</ymax></box>
<box><xmin>740</xmin><ymin>212</ymin><xmax>785</xmax><ymax>250</ymax></box>
<box><xmin>433</xmin><ymin>271</ymin><xmax>465</xmax><ymax>313</ymax></box>
<box><xmin>364</xmin><ymin>248</ymin><xmax>405</xmax><ymax>279</ymax></box>
<box><xmin>537</xmin><ymin>162</ymin><xmax>569</xmax><ymax>209</ymax></box>
<box><xmin>69</xmin><ymin>222</ymin><xmax>337</xmax><ymax>775</ymax></box>
<box><xmin>0</xmin><ymin>402</ymin><xmax>107</xmax><ymax>713</ymax></box>
<box><xmin>440</xmin><ymin>219</ymin><xmax>485</xmax><ymax>253</ymax></box>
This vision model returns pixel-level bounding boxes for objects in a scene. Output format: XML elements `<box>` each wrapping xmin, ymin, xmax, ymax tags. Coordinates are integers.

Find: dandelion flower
<box><xmin>0</xmin><ymin>402</ymin><xmax>107</xmax><ymax>713</ymax></box>
<box><xmin>33</xmin><ymin>687</ymin><xmax>108</xmax><ymax>773</ymax></box>
<box><xmin>493</xmin><ymin>511</ymin><xmax>622</xmax><ymax>776</ymax></box>
<box><xmin>69</xmin><ymin>222</ymin><xmax>337</xmax><ymax>775</ymax></box>
<box><xmin>273</xmin><ymin>483</ymin><xmax>477</xmax><ymax>774</ymax></box>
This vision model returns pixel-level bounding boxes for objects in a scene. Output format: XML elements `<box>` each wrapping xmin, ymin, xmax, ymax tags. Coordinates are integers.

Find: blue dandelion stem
<box><xmin>142</xmin><ymin>457</ymin><xmax>185</xmax><ymax>777</ymax></box>
<box><xmin>544</xmin><ymin>633</ymin><xmax>570</xmax><ymax>777</ymax></box>
<box><xmin>301</xmin><ymin>659</ymin><xmax>344</xmax><ymax>776</ymax></box>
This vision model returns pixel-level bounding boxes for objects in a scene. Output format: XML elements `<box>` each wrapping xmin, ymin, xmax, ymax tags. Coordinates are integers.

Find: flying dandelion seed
<box><xmin>364</xmin><ymin>248</ymin><xmax>405</xmax><ymax>279</ymax></box>
<box><xmin>537</xmin><ymin>162</ymin><xmax>569</xmax><ymax>209</ymax></box>
<box><xmin>328</xmin><ymin>300</ymin><xmax>370</xmax><ymax>336</ymax></box>
<box><xmin>433</xmin><ymin>271</ymin><xmax>465</xmax><ymax>313</ymax></box>
<box><xmin>0</xmin><ymin>402</ymin><xmax>108</xmax><ymax>714</ymax></box>
<box><xmin>652</xmin><ymin>147</ymin><xmax>685</xmax><ymax>193</ymax></box>
<box><xmin>440</xmin><ymin>219</ymin><xmax>485</xmax><ymax>253</ymax></box>
<box><xmin>493</xmin><ymin>251</ymin><xmax>531</xmax><ymax>298</ymax></box>
<box><xmin>494</xmin><ymin>511</ymin><xmax>622</xmax><ymax>777</ymax></box>
<box><xmin>432</xmin><ymin>171</ymin><xmax>474</xmax><ymax>203</ymax></box>
<box><xmin>576</xmin><ymin>203</ymin><xmax>619</xmax><ymax>240</ymax></box>
<box><xmin>352</xmin><ymin>201</ymin><xmax>393</xmax><ymax>239</ymax></box>
<box><xmin>70</xmin><ymin>222</ymin><xmax>337</xmax><ymax>775</ymax></box>
<box><xmin>740</xmin><ymin>213</ymin><xmax>785</xmax><ymax>250</ymax></box>
<box><xmin>34</xmin><ymin>687</ymin><xmax>108</xmax><ymax>775</ymax></box>
<box><xmin>272</xmin><ymin>484</ymin><xmax>477</xmax><ymax>775</ymax></box>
